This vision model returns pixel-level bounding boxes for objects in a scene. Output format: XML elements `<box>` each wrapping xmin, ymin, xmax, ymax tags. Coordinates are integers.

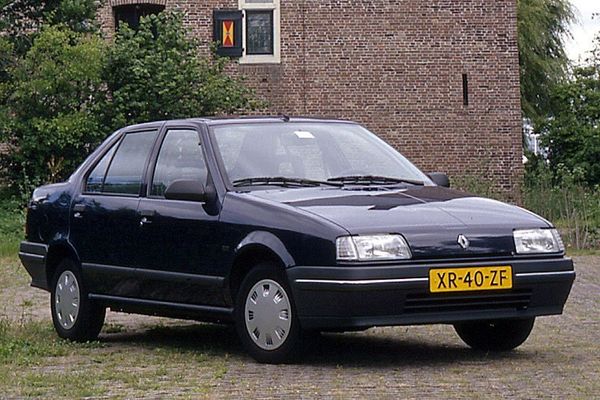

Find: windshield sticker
<box><xmin>294</xmin><ymin>131</ymin><xmax>315</xmax><ymax>139</ymax></box>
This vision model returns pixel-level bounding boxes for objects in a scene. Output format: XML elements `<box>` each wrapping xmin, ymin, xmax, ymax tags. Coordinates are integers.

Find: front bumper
<box><xmin>287</xmin><ymin>257</ymin><xmax>575</xmax><ymax>330</ymax></box>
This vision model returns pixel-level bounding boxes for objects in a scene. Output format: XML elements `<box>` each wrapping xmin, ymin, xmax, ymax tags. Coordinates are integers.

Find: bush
<box><xmin>0</xmin><ymin>190</ymin><xmax>25</xmax><ymax>257</ymax></box>
<box><xmin>0</xmin><ymin>26</ymin><xmax>107</xmax><ymax>195</ymax></box>
<box><xmin>523</xmin><ymin>158</ymin><xmax>600</xmax><ymax>250</ymax></box>
<box><xmin>104</xmin><ymin>12</ymin><xmax>259</xmax><ymax>129</ymax></box>
<box><xmin>0</xmin><ymin>0</ymin><xmax>99</xmax><ymax>54</ymax></box>
<box><xmin>541</xmin><ymin>36</ymin><xmax>600</xmax><ymax>187</ymax></box>
<box><xmin>452</xmin><ymin>175</ymin><xmax>504</xmax><ymax>201</ymax></box>
<box><xmin>0</xmin><ymin>11</ymin><xmax>259</xmax><ymax>198</ymax></box>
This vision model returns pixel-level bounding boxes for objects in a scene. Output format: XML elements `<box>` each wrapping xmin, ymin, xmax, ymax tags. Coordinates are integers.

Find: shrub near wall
<box><xmin>450</xmin><ymin>157</ymin><xmax>599</xmax><ymax>251</ymax></box>
<box><xmin>0</xmin><ymin>26</ymin><xmax>107</xmax><ymax>194</ymax></box>
<box><xmin>0</xmin><ymin>11</ymin><xmax>258</xmax><ymax>198</ymax></box>
<box><xmin>543</xmin><ymin>62</ymin><xmax>600</xmax><ymax>188</ymax></box>
<box><xmin>524</xmin><ymin>159</ymin><xmax>600</xmax><ymax>250</ymax></box>
<box><xmin>104</xmin><ymin>12</ymin><xmax>259</xmax><ymax>128</ymax></box>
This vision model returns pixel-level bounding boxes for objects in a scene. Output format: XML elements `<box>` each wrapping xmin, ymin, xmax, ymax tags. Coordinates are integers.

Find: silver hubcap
<box><xmin>245</xmin><ymin>279</ymin><xmax>291</xmax><ymax>350</ymax></box>
<box><xmin>54</xmin><ymin>271</ymin><xmax>80</xmax><ymax>330</ymax></box>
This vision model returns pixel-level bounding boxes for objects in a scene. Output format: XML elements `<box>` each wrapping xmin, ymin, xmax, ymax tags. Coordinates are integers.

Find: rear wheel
<box><xmin>454</xmin><ymin>318</ymin><xmax>535</xmax><ymax>352</ymax></box>
<box><xmin>234</xmin><ymin>262</ymin><xmax>302</xmax><ymax>363</ymax></box>
<box><xmin>50</xmin><ymin>259</ymin><xmax>105</xmax><ymax>341</ymax></box>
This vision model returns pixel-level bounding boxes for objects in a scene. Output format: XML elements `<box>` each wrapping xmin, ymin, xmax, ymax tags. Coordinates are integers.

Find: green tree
<box><xmin>103</xmin><ymin>11</ymin><xmax>258</xmax><ymax>129</ymax></box>
<box><xmin>0</xmin><ymin>11</ymin><xmax>259</xmax><ymax>196</ymax></box>
<box><xmin>517</xmin><ymin>0</ymin><xmax>575</xmax><ymax>123</ymax></box>
<box><xmin>0</xmin><ymin>0</ymin><xmax>100</xmax><ymax>53</ymax></box>
<box><xmin>542</xmin><ymin>34</ymin><xmax>600</xmax><ymax>186</ymax></box>
<box><xmin>0</xmin><ymin>1</ymin><xmax>102</xmax><ymax>151</ymax></box>
<box><xmin>0</xmin><ymin>26</ymin><xmax>107</xmax><ymax>193</ymax></box>
<box><xmin>0</xmin><ymin>38</ymin><xmax>15</xmax><ymax>155</ymax></box>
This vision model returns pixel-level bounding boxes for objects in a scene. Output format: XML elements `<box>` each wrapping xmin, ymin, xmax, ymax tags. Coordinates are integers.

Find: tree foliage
<box><xmin>104</xmin><ymin>12</ymin><xmax>258</xmax><ymax>129</ymax></box>
<box><xmin>0</xmin><ymin>11</ymin><xmax>259</xmax><ymax>195</ymax></box>
<box><xmin>0</xmin><ymin>0</ymin><xmax>99</xmax><ymax>54</ymax></box>
<box><xmin>517</xmin><ymin>0</ymin><xmax>575</xmax><ymax>123</ymax></box>
<box><xmin>0</xmin><ymin>27</ymin><xmax>107</xmax><ymax>192</ymax></box>
<box><xmin>542</xmin><ymin>35</ymin><xmax>600</xmax><ymax>187</ymax></box>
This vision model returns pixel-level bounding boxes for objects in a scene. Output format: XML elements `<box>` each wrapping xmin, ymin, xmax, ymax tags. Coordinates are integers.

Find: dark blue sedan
<box><xmin>19</xmin><ymin>117</ymin><xmax>575</xmax><ymax>363</ymax></box>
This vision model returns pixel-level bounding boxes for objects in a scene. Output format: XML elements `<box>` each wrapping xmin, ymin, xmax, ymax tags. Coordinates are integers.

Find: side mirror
<box><xmin>428</xmin><ymin>172</ymin><xmax>450</xmax><ymax>188</ymax></box>
<box><xmin>164</xmin><ymin>180</ymin><xmax>207</xmax><ymax>202</ymax></box>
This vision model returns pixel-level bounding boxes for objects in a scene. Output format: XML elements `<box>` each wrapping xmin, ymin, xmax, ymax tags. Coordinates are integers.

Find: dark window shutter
<box><xmin>213</xmin><ymin>10</ymin><xmax>243</xmax><ymax>57</ymax></box>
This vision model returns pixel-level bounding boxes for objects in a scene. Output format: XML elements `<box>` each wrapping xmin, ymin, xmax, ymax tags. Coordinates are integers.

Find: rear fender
<box><xmin>45</xmin><ymin>238</ymin><xmax>81</xmax><ymax>289</ymax></box>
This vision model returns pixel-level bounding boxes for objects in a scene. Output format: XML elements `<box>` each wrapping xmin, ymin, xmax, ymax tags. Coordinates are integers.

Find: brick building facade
<box><xmin>98</xmin><ymin>0</ymin><xmax>523</xmax><ymax>199</ymax></box>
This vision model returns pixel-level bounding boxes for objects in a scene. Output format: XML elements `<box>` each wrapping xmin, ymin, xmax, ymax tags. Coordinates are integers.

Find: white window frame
<box><xmin>239</xmin><ymin>0</ymin><xmax>281</xmax><ymax>64</ymax></box>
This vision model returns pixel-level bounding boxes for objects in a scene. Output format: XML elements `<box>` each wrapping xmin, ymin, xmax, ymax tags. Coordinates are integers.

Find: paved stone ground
<box><xmin>3</xmin><ymin>256</ymin><xmax>599</xmax><ymax>399</ymax></box>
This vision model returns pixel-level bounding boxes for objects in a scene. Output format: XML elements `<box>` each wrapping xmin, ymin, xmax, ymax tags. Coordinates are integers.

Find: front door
<box><xmin>70</xmin><ymin>130</ymin><xmax>158</xmax><ymax>296</ymax></box>
<box><xmin>136</xmin><ymin>128</ymin><xmax>222</xmax><ymax>305</ymax></box>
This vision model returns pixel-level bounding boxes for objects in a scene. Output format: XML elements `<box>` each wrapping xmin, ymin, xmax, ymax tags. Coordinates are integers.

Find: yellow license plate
<box><xmin>429</xmin><ymin>266</ymin><xmax>512</xmax><ymax>293</ymax></box>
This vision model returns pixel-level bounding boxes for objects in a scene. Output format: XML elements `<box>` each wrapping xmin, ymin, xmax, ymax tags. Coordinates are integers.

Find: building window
<box><xmin>246</xmin><ymin>10</ymin><xmax>273</xmax><ymax>55</ymax></box>
<box><xmin>114</xmin><ymin>4</ymin><xmax>165</xmax><ymax>31</ymax></box>
<box><xmin>239</xmin><ymin>0</ymin><xmax>280</xmax><ymax>64</ymax></box>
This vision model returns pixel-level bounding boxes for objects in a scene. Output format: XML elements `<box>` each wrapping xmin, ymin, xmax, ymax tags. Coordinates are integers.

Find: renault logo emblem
<box><xmin>457</xmin><ymin>234</ymin><xmax>470</xmax><ymax>250</ymax></box>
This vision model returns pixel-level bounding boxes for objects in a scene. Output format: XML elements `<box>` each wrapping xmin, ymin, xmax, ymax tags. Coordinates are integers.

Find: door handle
<box><xmin>73</xmin><ymin>203</ymin><xmax>85</xmax><ymax>218</ymax></box>
<box><xmin>139</xmin><ymin>210</ymin><xmax>155</xmax><ymax>226</ymax></box>
<box><xmin>139</xmin><ymin>216</ymin><xmax>152</xmax><ymax>226</ymax></box>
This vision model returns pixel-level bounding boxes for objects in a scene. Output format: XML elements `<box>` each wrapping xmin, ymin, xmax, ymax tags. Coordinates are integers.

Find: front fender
<box><xmin>235</xmin><ymin>230</ymin><xmax>295</xmax><ymax>267</ymax></box>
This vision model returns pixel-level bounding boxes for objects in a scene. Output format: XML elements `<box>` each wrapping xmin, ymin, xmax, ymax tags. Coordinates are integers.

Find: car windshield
<box><xmin>210</xmin><ymin>122</ymin><xmax>432</xmax><ymax>187</ymax></box>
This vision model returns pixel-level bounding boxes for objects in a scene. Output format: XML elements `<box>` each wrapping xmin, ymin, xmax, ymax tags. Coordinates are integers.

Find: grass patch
<box><xmin>523</xmin><ymin>161</ymin><xmax>600</xmax><ymax>251</ymax></box>
<box><xmin>0</xmin><ymin>318</ymin><xmax>96</xmax><ymax>366</ymax></box>
<box><xmin>8</xmin><ymin>370</ymin><xmax>107</xmax><ymax>399</ymax></box>
<box><xmin>453</xmin><ymin>171</ymin><xmax>599</xmax><ymax>251</ymax></box>
<box><xmin>0</xmin><ymin>255</ymin><xmax>28</xmax><ymax>289</ymax></box>
<box><xmin>523</xmin><ymin>182</ymin><xmax>600</xmax><ymax>251</ymax></box>
<box><xmin>0</xmin><ymin>316</ymin><xmax>228</xmax><ymax>398</ymax></box>
<box><xmin>103</xmin><ymin>323</ymin><xmax>127</xmax><ymax>334</ymax></box>
<box><xmin>566</xmin><ymin>248</ymin><xmax>600</xmax><ymax>257</ymax></box>
<box><xmin>0</xmin><ymin>193</ymin><xmax>24</xmax><ymax>258</ymax></box>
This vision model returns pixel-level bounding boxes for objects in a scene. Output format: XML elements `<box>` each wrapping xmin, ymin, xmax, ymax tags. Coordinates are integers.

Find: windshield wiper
<box><xmin>326</xmin><ymin>175</ymin><xmax>424</xmax><ymax>186</ymax></box>
<box><xmin>232</xmin><ymin>176</ymin><xmax>343</xmax><ymax>188</ymax></box>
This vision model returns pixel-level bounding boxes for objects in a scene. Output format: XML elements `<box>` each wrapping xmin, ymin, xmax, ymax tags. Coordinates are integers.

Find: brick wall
<box><xmin>98</xmin><ymin>0</ymin><xmax>523</xmax><ymax>200</ymax></box>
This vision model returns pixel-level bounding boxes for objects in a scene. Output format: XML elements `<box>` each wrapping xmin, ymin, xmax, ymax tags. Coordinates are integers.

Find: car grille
<box><xmin>403</xmin><ymin>289</ymin><xmax>532</xmax><ymax>314</ymax></box>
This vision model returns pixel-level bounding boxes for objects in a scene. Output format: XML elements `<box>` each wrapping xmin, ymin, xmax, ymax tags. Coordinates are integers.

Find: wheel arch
<box><xmin>45</xmin><ymin>240</ymin><xmax>80</xmax><ymax>289</ymax></box>
<box><xmin>225</xmin><ymin>231</ymin><xmax>295</xmax><ymax>306</ymax></box>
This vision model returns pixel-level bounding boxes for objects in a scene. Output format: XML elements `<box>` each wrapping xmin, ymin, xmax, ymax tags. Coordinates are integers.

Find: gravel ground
<box><xmin>2</xmin><ymin>256</ymin><xmax>598</xmax><ymax>399</ymax></box>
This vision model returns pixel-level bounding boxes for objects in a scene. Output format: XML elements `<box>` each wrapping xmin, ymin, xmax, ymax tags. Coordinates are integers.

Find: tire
<box><xmin>454</xmin><ymin>317</ymin><xmax>535</xmax><ymax>352</ymax></box>
<box><xmin>50</xmin><ymin>259</ymin><xmax>106</xmax><ymax>342</ymax></box>
<box><xmin>234</xmin><ymin>262</ymin><xmax>302</xmax><ymax>363</ymax></box>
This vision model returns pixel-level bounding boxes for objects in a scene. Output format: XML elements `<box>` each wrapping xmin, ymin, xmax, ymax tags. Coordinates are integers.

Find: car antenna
<box><xmin>280</xmin><ymin>114</ymin><xmax>290</xmax><ymax>122</ymax></box>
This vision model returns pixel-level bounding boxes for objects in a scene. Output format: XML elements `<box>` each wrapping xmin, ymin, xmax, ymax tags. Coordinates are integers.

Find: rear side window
<box><xmin>151</xmin><ymin>129</ymin><xmax>207</xmax><ymax>197</ymax></box>
<box><xmin>102</xmin><ymin>131</ymin><xmax>158</xmax><ymax>195</ymax></box>
<box><xmin>86</xmin><ymin>144</ymin><xmax>117</xmax><ymax>193</ymax></box>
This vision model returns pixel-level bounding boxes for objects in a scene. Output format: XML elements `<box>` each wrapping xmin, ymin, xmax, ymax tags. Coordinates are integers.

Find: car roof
<box><xmin>200</xmin><ymin>116</ymin><xmax>357</xmax><ymax>126</ymax></box>
<box><xmin>121</xmin><ymin>116</ymin><xmax>358</xmax><ymax>131</ymax></box>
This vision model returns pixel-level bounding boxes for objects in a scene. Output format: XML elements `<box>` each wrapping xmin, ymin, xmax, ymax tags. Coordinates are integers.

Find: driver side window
<box><xmin>151</xmin><ymin>129</ymin><xmax>208</xmax><ymax>197</ymax></box>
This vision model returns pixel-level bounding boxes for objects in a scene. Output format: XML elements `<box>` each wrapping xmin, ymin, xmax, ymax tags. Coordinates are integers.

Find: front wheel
<box><xmin>50</xmin><ymin>259</ymin><xmax>106</xmax><ymax>342</ymax></box>
<box><xmin>454</xmin><ymin>317</ymin><xmax>535</xmax><ymax>352</ymax></box>
<box><xmin>234</xmin><ymin>263</ymin><xmax>302</xmax><ymax>363</ymax></box>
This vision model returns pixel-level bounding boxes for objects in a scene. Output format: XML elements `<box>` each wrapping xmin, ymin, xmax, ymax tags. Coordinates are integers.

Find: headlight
<box><xmin>336</xmin><ymin>234</ymin><xmax>412</xmax><ymax>261</ymax></box>
<box><xmin>513</xmin><ymin>229</ymin><xmax>564</xmax><ymax>254</ymax></box>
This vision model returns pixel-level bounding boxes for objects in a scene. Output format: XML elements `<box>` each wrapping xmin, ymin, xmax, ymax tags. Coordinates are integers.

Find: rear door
<box><xmin>70</xmin><ymin>129</ymin><xmax>159</xmax><ymax>296</ymax></box>
<box><xmin>135</xmin><ymin>127</ymin><xmax>222</xmax><ymax>305</ymax></box>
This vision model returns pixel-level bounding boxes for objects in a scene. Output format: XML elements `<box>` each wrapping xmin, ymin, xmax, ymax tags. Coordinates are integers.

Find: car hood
<box><xmin>247</xmin><ymin>186</ymin><xmax>551</xmax><ymax>260</ymax></box>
